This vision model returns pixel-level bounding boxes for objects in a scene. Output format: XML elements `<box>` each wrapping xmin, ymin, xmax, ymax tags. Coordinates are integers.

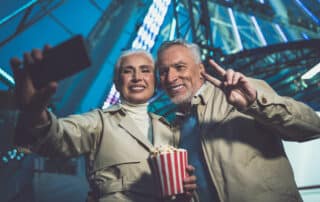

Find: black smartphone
<box><xmin>28</xmin><ymin>35</ymin><xmax>91</xmax><ymax>89</ymax></box>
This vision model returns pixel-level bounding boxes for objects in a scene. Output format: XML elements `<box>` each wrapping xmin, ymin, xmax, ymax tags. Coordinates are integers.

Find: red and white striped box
<box><xmin>151</xmin><ymin>148</ymin><xmax>188</xmax><ymax>197</ymax></box>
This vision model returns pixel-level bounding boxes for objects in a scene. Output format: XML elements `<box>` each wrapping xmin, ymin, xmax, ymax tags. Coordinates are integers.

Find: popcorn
<box><xmin>151</xmin><ymin>145</ymin><xmax>180</xmax><ymax>155</ymax></box>
<box><xmin>150</xmin><ymin>145</ymin><xmax>188</xmax><ymax>197</ymax></box>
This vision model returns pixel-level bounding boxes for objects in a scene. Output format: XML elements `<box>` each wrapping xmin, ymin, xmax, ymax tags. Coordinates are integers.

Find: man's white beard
<box><xmin>170</xmin><ymin>90</ymin><xmax>193</xmax><ymax>105</ymax></box>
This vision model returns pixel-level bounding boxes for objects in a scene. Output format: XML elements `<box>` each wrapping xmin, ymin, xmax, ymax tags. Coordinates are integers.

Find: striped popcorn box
<box><xmin>151</xmin><ymin>146</ymin><xmax>188</xmax><ymax>197</ymax></box>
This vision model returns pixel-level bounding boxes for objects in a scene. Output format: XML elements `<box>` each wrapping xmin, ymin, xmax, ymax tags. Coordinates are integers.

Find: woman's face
<box><xmin>118</xmin><ymin>53</ymin><xmax>155</xmax><ymax>104</ymax></box>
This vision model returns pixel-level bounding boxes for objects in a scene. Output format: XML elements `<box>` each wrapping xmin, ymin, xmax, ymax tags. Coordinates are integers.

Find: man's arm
<box><xmin>202</xmin><ymin>59</ymin><xmax>320</xmax><ymax>142</ymax></box>
<box><xmin>242</xmin><ymin>78</ymin><xmax>320</xmax><ymax>141</ymax></box>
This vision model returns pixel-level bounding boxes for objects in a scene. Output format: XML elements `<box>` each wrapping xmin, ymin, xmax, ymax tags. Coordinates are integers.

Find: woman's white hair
<box><xmin>113</xmin><ymin>49</ymin><xmax>154</xmax><ymax>88</ymax></box>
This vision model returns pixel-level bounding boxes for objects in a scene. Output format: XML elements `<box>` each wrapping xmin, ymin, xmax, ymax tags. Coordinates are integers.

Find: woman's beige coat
<box><xmin>16</xmin><ymin>104</ymin><xmax>178</xmax><ymax>202</ymax></box>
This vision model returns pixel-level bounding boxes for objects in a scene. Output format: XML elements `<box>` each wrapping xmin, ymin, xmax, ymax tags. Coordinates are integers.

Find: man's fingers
<box><xmin>225</xmin><ymin>69</ymin><xmax>234</xmax><ymax>85</ymax></box>
<box><xmin>202</xmin><ymin>72</ymin><xmax>222</xmax><ymax>87</ymax></box>
<box><xmin>232</xmin><ymin>72</ymin><xmax>242</xmax><ymax>85</ymax></box>
<box><xmin>209</xmin><ymin>59</ymin><xmax>226</xmax><ymax>76</ymax></box>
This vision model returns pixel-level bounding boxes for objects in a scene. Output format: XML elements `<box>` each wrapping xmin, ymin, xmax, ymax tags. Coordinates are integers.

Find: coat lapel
<box><xmin>150</xmin><ymin>113</ymin><xmax>174</xmax><ymax>147</ymax></box>
<box><xmin>118</xmin><ymin>114</ymin><xmax>154</xmax><ymax>151</ymax></box>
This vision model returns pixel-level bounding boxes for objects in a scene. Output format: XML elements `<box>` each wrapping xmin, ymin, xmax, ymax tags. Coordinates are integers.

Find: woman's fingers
<box><xmin>31</xmin><ymin>49</ymin><xmax>43</xmax><ymax>62</ymax></box>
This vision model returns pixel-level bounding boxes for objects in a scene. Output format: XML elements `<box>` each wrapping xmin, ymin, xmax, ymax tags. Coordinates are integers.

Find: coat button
<box><xmin>261</xmin><ymin>96</ymin><xmax>267</xmax><ymax>104</ymax></box>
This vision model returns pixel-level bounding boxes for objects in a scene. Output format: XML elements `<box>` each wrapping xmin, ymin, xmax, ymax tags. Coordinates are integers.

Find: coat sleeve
<box><xmin>14</xmin><ymin>110</ymin><xmax>103</xmax><ymax>158</ymax></box>
<box><xmin>242</xmin><ymin>78</ymin><xmax>320</xmax><ymax>142</ymax></box>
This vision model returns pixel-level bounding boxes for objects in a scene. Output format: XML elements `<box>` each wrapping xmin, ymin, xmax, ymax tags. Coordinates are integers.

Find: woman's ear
<box><xmin>114</xmin><ymin>77</ymin><xmax>120</xmax><ymax>92</ymax></box>
<box><xmin>199</xmin><ymin>63</ymin><xmax>206</xmax><ymax>80</ymax></box>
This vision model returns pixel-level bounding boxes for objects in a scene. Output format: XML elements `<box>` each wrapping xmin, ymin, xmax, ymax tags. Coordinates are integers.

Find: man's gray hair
<box><xmin>156</xmin><ymin>39</ymin><xmax>202</xmax><ymax>64</ymax></box>
<box><xmin>114</xmin><ymin>49</ymin><xmax>154</xmax><ymax>87</ymax></box>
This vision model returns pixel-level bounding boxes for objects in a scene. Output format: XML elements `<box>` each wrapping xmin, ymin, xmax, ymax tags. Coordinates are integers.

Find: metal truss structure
<box><xmin>0</xmin><ymin>0</ymin><xmax>66</xmax><ymax>48</ymax></box>
<box><xmin>150</xmin><ymin>0</ymin><xmax>320</xmax><ymax>117</ymax></box>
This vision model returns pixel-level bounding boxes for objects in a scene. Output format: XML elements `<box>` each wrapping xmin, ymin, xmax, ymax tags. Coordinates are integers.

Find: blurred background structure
<box><xmin>0</xmin><ymin>0</ymin><xmax>319</xmax><ymax>201</ymax></box>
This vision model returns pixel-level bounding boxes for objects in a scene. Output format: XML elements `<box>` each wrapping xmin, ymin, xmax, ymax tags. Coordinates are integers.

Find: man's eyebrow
<box><xmin>157</xmin><ymin>61</ymin><xmax>186</xmax><ymax>67</ymax></box>
<box><xmin>174</xmin><ymin>61</ymin><xmax>187</xmax><ymax>65</ymax></box>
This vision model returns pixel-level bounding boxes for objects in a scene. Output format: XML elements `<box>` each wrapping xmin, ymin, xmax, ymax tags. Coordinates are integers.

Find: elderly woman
<box><xmin>11</xmin><ymin>48</ymin><xmax>196</xmax><ymax>202</ymax></box>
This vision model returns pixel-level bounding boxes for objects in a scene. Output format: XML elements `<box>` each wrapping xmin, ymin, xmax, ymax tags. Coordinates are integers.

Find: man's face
<box><xmin>157</xmin><ymin>45</ymin><xmax>204</xmax><ymax>104</ymax></box>
<box><xmin>118</xmin><ymin>53</ymin><xmax>155</xmax><ymax>104</ymax></box>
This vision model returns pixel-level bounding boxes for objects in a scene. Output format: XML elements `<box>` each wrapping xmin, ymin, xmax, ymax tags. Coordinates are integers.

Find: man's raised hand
<box><xmin>202</xmin><ymin>59</ymin><xmax>257</xmax><ymax>110</ymax></box>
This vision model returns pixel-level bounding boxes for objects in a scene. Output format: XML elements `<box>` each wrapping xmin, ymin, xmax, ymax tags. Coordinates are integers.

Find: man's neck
<box><xmin>178</xmin><ymin>103</ymin><xmax>191</xmax><ymax>114</ymax></box>
<box><xmin>178</xmin><ymin>82</ymin><xmax>206</xmax><ymax>113</ymax></box>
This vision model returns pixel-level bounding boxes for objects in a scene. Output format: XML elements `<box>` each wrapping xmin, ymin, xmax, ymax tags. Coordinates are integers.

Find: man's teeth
<box><xmin>170</xmin><ymin>85</ymin><xmax>183</xmax><ymax>91</ymax></box>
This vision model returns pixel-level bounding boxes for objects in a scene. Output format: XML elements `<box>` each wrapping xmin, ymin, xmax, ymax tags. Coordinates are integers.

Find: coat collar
<box><xmin>105</xmin><ymin>104</ymin><xmax>171</xmax><ymax>152</ymax></box>
<box><xmin>175</xmin><ymin>82</ymin><xmax>234</xmax><ymax>124</ymax></box>
<box><xmin>193</xmin><ymin>81</ymin><xmax>211</xmax><ymax>106</ymax></box>
<box><xmin>149</xmin><ymin>113</ymin><xmax>172</xmax><ymax>147</ymax></box>
<box><xmin>118</xmin><ymin>113</ymin><xmax>154</xmax><ymax>151</ymax></box>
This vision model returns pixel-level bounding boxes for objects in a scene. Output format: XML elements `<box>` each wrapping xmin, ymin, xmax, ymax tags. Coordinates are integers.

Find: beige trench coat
<box><xmin>15</xmin><ymin>104</ymin><xmax>180</xmax><ymax>202</ymax></box>
<box><xmin>175</xmin><ymin>80</ymin><xmax>320</xmax><ymax>202</ymax></box>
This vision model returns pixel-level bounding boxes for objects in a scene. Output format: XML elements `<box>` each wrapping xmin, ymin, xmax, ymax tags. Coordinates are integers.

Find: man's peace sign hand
<box><xmin>202</xmin><ymin>59</ymin><xmax>257</xmax><ymax>110</ymax></box>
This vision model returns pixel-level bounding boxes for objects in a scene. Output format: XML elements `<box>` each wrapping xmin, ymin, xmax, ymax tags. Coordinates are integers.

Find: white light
<box><xmin>274</xmin><ymin>23</ymin><xmax>288</xmax><ymax>42</ymax></box>
<box><xmin>143</xmin><ymin>15</ymin><xmax>152</xmax><ymax>25</ymax></box>
<box><xmin>0</xmin><ymin>0</ymin><xmax>38</xmax><ymax>25</ymax></box>
<box><xmin>301</xmin><ymin>62</ymin><xmax>320</xmax><ymax>80</ymax></box>
<box><xmin>158</xmin><ymin>3</ymin><xmax>165</xmax><ymax>13</ymax></box>
<box><xmin>251</xmin><ymin>16</ymin><xmax>267</xmax><ymax>46</ymax></box>
<box><xmin>132</xmin><ymin>39</ymin><xmax>139</xmax><ymax>48</ymax></box>
<box><xmin>149</xmin><ymin>5</ymin><xmax>156</xmax><ymax>15</ymax></box>
<box><xmin>163</xmin><ymin>0</ymin><xmax>171</xmax><ymax>5</ymax></box>
<box><xmin>149</xmin><ymin>40</ymin><xmax>155</xmax><ymax>48</ymax></box>
<box><xmin>0</xmin><ymin>67</ymin><xmax>15</xmax><ymax>85</ymax></box>
<box><xmin>169</xmin><ymin>18</ymin><xmax>176</xmax><ymax>40</ymax></box>
<box><xmin>295</xmin><ymin>0</ymin><xmax>320</xmax><ymax>24</ymax></box>
<box><xmin>228</xmin><ymin>8</ymin><xmax>243</xmax><ymax>51</ymax></box>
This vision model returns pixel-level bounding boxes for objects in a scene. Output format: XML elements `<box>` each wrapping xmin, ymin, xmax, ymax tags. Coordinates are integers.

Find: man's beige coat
<box><xmin>176</xmin><ymin>80</ymin><xmax>320</xmax><ymax>202</ymax></box>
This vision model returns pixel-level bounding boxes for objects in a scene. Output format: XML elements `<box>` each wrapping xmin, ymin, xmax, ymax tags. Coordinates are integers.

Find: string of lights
<box><xmin>1</xmin><ymin>148</ymin><xmax>26</xmax><ymax>166</ymax></box>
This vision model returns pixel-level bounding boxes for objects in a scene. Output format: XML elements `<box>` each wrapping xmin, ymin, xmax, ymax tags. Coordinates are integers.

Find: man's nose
<box><xmin>167</xmin><ymin>68</ymin><xmax>178</xmax><ymax>83</ymax></box>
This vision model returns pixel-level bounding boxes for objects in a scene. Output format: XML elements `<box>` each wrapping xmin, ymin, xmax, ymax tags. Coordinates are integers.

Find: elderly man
<box><xmin>11</xmin><ymin>48</ymin><xmax>196</xmax><ymax>202</ymax></box>
<box><xmin>156</xmin><ymin>39</ymin><xmax>320</xmax><ymax>202</ymax></box>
